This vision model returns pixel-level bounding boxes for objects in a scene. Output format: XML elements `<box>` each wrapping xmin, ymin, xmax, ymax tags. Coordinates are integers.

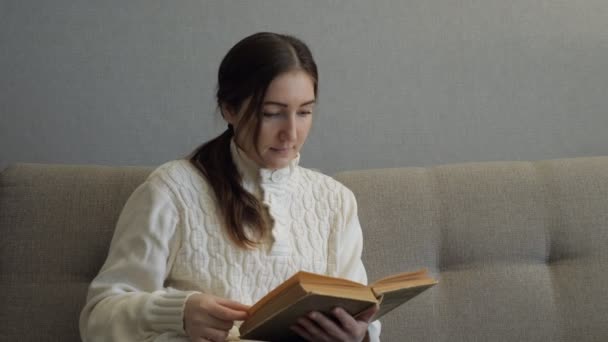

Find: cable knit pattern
<box><xmin>79</xmin><ymin>140</ymin><xmax>380</xmax><ymax>342</ymax></box>
<box><xmin>162</xmin><ymin>144</ymin><xmax>341</xmax><ymax>307</ymax></box>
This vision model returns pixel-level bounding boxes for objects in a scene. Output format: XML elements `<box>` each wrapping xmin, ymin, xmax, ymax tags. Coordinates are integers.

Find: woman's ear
<box><xmin>221</xmin><ymin>103</ymin><xmax>238</xmax><ymax>125</ymax></box>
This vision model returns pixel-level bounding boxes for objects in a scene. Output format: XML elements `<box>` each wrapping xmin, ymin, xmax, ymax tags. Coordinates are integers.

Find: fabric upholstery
<box><xmin>334</xmin><ymin>157</ymin><xmax>608</xmax><ymax>342</ymax></box>
<box><xmin>0</xmin><ymin>163</ymin><xmax>152</xmax><ymax>341</ymax></box>
<box><xmin>1</xmin><ymin>157</ymin><xmax>607</xmax><ymax>341</ymax></box>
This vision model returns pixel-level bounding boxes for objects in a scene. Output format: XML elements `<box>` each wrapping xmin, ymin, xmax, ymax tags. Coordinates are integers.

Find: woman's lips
<box><xmin>270</xmin><ymin>147</ymin><xmax>291</xmax><ymax>154</ymax></box>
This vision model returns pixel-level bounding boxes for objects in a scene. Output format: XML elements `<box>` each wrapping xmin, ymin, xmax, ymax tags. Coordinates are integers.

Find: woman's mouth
<box><xmin>270</xmin><ymin>147</ymin><xmax>291</xmax><ymax>154</ymax></box>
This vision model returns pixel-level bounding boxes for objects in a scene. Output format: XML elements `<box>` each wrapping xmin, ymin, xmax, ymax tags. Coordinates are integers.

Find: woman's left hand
<box><xmin>290</xmin><ymin>304</ymin><xmax>378</xmax><ymax>342</ymax></box>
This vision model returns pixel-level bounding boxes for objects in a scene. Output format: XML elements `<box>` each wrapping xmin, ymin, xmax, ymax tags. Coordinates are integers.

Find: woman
<box><xmin>80</xmin><ymin>32</ymin><xmax>381</xmax><ymax>342</ymax></box>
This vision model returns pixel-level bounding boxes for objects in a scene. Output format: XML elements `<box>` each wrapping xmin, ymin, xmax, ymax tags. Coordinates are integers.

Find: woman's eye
<box><xmin>298</xmin><ymin>111</ymin><xmax>313</xmax><ymax>116</ymax></box>
<box><xmin>263</xmin><ymin>112</ymin><xmax>280</xmax><ymax>118</ymax></box>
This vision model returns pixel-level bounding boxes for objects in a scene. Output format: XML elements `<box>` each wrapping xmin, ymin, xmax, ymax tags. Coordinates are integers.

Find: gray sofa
<box><xmin>1</xmin><ymin>156</ymin><xmax>607</xmax><ymax>341</ymax></box>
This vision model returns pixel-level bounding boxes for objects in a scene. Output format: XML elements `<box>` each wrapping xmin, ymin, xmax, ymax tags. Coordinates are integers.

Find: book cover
<box><xmin>240</xmin><ymin>269</ymin><xmax>437</xmax><ymax>341</ymax></box>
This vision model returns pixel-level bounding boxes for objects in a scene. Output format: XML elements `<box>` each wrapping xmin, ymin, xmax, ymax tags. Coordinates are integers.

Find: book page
<box><xmin>373</xmin><ymin>284</ymin><xmax>436</xmax><ymax>319</ymax></box>
<box><xmin>247</xmin><ymin>271</ymin><xmax>368</xmax><ymax>318</ymax></box>
<box><xmin>371</xmin><ymin>268</ymin><xmax>430</xmax><ymax>287</ymax></box>
<box><xmin>372</xmin><ymin>277</ymin><xmax>438</xmax><ymax>294</ymax></box>
<box><xmin>300</xmin><ymin>271</ymin><xmax>366</xmax><ymax>288</ymax></box>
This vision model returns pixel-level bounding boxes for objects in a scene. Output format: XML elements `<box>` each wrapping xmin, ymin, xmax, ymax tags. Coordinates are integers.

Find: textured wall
<box><xmin>2</xmin><ymin>1</ymin><xmax>608</xmax><ymax>173</ymax></box>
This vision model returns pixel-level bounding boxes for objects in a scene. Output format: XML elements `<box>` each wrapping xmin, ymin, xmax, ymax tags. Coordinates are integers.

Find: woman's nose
<box><xmin>279</xmin><ymin>116</ymin><xmax>297</xmax><ymax>142</ymax></box>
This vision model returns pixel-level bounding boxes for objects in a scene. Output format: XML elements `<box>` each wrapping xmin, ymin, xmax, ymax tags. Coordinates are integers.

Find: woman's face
<box><xmin>225</xmin><ymin>70</ymin><xmax>316</xmax><ymax>169</ymax></box>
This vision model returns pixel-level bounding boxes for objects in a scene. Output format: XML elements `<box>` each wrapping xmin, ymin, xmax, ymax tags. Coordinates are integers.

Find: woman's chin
<box><xmin>263</xmin><ymin>156</ymin><xmax>293</xmax><ymax>170</ymax></box>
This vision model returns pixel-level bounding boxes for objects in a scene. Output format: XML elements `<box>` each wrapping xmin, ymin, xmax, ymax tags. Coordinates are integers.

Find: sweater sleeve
<box><xmin>79</xmin><ymin>178</ymin><xmax>197</xmax><ymax>342</ymax></box>
<box><xmin>334</xmin><ymin>188</ymin><xmax>382</xmax><ymax>342</ymax></box>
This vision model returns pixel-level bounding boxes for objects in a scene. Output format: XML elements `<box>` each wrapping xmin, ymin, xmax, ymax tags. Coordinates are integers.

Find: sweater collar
<box><xmin>229</xmin><ymin>139</ymin><xmax>299</xmax><ymax>185</ymax></box>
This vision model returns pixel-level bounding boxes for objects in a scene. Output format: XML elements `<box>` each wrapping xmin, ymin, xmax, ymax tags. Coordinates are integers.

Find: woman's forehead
<box><xmin>263</xmin><ymin>70</ymin><xmax>316</xmax><ymax>105</ymax></box>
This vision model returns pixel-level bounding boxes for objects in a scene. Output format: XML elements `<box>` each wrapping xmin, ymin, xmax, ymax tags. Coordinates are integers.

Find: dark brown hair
<box><xmin>189</xmin><ymin>32</ymin><xmax>318</xmax><ymax>248</ymax></box>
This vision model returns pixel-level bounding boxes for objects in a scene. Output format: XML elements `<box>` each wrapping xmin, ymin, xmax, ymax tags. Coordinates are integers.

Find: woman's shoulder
<box><xmin>146</xmin><ymin>159</ymin><xmax>206</xmax><ymax>190</ymax></box>
<box><xmin>296</xmin><ymin>166</ymin><xmax>355</xmax><ymax>198</ymax></box>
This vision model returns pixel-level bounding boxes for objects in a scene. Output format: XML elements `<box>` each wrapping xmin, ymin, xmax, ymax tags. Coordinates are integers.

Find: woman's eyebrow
<box><xmin>263</xmin><ymin>100</ymin><xmax>316</xmax><ymax>107</ymax></box>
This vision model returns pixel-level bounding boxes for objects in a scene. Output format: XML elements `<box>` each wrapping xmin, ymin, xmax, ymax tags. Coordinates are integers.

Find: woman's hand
<box><xmin>290</xmin><ymin>304</ymin><xmax>378</xmax><ymax>342</ymax></box>
<box><xmin>183</xmin><ymin>293</ymin><xmax>249</xmax><ymax>342</ymax></box>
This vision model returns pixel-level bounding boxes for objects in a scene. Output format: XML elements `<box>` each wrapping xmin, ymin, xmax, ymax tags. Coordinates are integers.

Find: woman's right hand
<box><xmin>183</xmin><ymin>293</ymin><xmax>249</xmax><ymax>342</ymax></box>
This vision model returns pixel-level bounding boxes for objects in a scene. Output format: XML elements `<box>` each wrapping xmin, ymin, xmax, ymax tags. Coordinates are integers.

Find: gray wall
<box><xmin>2</xmin><ymin>1</ymin><xmax>607</xmax><ymax>174</ymax></box>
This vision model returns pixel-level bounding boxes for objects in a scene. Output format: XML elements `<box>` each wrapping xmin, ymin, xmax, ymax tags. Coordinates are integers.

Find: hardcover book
<box><xmin>239</xmin><ymin>268</ymin><xmax>438</xmax><ymax>341</ymax></box>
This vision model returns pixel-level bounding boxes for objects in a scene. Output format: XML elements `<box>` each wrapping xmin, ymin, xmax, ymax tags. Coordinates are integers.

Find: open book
<box><xmin>239</xmin><ymin>269</ymin><xmax>438</xmax><ymax>341</ymax></box>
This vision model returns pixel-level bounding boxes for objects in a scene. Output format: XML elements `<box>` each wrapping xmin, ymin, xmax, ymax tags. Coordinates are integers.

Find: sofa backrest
<box><xmin>0</xmin><ymin>163</ymin><xmax>152</xmax><ymax>341</ymax></box>
<box><xmin>2</xmin><ymin>157</ymin><xmax>608</xmax><ymax>341</ymax></box>
<box><xmin>334</xmin><ymin>156</ymin><xmax>608</xmax><ymax>342</ymax></box>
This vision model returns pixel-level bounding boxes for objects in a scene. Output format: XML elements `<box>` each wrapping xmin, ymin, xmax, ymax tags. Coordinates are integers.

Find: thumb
<box><xmin>356</xmin><ymin>304</ymin><xmax>379</xmax><ymax>323</ymax></box>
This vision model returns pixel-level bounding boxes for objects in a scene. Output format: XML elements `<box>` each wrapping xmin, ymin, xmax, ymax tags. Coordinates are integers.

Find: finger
<box><xmin>331</xmin><ymin>307</ymin><xmax>359</xmax><ymax>332</ymax></box>
<box><xmin>209</xmin><ymin>301</ymin><xmax>248</xmax><ymax>321</ymax></box>
<box><xmin>297</xmin><ymin>316</ymin><xmax>325</xmax><ymax>337</ymax></box>
<box><xmin>309</xmin><ymin>311</ymin><xmax>348</xmax><ymax>340</ymax></box>
<box><xmin>291</xmin><ymin>323</ymin><xmax>314</xmax><ymax>341</ymax></box>
<box><xmin>207</xmin><ymin>314</ymin><xmax>235</xmax><ymax>331</ymax></box>
<box><xmin>355</xmin><ymin>304</ymin><xmax>379</xmax><ymax>323</ymax></box>
<box><xmin>216</xmin><ymin>297</ymin><xmax>251</xmax><ymax>312</ymax></box>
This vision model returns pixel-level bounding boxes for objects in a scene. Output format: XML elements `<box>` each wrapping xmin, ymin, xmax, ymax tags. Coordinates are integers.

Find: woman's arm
<box><xmin>79</xmin><ymin>179</ymin><xmax>195</xmax><ymax>341</ymax></box>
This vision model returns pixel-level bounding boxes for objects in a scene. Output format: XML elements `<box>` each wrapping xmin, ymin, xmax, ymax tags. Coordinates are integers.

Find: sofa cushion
<box><xmin>0</xmin><ymin>163</ymin><xmax>152</xmax><ymax>341</ymax></box>
<box><xmin>2</xmin><ymin>156</ymin><xmax>608</xmax><ymax>341</ymax></box>
<box><xmin>334</xmin><ymin>156</ymin><xmax>608</xmax><ymax>342</ymax></box>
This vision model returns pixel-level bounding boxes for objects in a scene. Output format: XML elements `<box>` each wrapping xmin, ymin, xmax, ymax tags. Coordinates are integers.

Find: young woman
<box><xmin>80</xmin><ymin>32</ymin><xmax>381</xmax><ymax>342</ymax></box>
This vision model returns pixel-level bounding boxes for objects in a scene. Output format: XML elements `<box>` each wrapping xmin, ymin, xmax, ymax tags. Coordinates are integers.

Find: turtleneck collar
<box><xmin>229</xmin><ymin>139</ymin><xmax>300</xmax><ymax>257</ymax></box>
<box><xmin>229</xmin><ymin>139</ymin><xmax>300</xmax><ymax>186</ymax></box>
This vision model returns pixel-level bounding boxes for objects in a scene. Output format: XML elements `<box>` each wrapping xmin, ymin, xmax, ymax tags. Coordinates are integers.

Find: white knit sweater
<box><xmin>79</xmin><ymin>141</ymin><xmax>381</xmax><ymax>341</ymax></box>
